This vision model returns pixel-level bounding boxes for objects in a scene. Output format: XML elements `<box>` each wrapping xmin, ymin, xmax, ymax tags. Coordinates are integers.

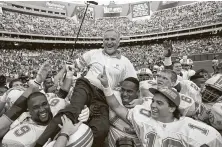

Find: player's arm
<box><xmin>0</xmin><ymin>61</ymin><xmax>51</xmax><ymax>138</ymax></box>
<box><xmin>53</xmin><ymin>115</ymin><xmax>82</xmax><ymax>147</ymax></box>
<box><xmin>163</xmin><ymin>40</ymin><xmax>173</xmax><ymax>69</ymax></box>
<box><xmin>98</xmin><ymin>67</ymin><xmax>129</xmax><ymax>123</ymax></box>
<box><xmin>56</xmin><ymin>64</ymin><xmax>75</xmax><ymax>99</ymax></box>
<box><xmin>0</xmin><ymin>94</ymin><xmax>7</xmax><ymax>113</ymax></box>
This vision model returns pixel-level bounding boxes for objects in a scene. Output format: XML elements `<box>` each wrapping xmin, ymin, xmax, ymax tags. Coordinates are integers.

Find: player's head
<box><xmin>149</xmin><ymin>87</ymin><xmax>181</xmax><ymax>122</ymax></box>
<box><xmin>103</xmin><ymin>29</ymin><xmax>120</xmax><ymax>55</ymax></box>
<box><xmin>27</xmin><ymin>92</ymin><xmax>52</xmax><ymax>125</ymax></box>
<box><xmin>190</xmin><ymin>69</ymin><xmax>209</xmax><ymax>90</ymax></box>
<box><xmin>120</xmin><ymin>77</ymin><xmax>139</xmax><ymax>107</ymax></box>
<box><xmin>137</xmin><ymin>68</ymin><xmax>153</xmax><ymax>82</ymax></box>
<box><xmin>43</xmin><ymin>76</ymin><xmax>54</xmax><ymax>93</ymax></box>
<box><xmin>0</xmin><ymin>86</ymin><xmax>8</xmax><ymax>96</ymax></box>
<box><xmin>9</xmin><ymin>78</ymin><xmax>23</xmax><ymax>88</ymax></box>
<box><xmin>180</xmin><ymin>56</ymin><xmax>193</xmax><ymax>70</ymax></box>
<box><xmin>201</xmin><ymin>74</ymin><xmax>222</xmax><ymax>103</ymax></box>
<box><xmin>172</xmin><ymin>61</ymin><xmax>182</xmax><ymax>75</ymax></box>
<box><xmin>156</xmin><ymin>69</ymin><xmax>177</xmax><ymax>88</ymax></box>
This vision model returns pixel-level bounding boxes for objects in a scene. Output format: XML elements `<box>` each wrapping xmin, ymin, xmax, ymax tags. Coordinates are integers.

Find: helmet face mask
<box><xmin>138</xmin><ymin>74</ymin><xmax>152</xmax><ymax>82</ymax></box>
<box><xmin>201</xmin><ymin>85</ymin><xmax>222</xmax><ymax>103</ymax></box>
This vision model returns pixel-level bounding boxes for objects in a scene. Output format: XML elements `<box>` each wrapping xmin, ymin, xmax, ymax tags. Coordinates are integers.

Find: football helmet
<box><xmin>137</xmin><ymin>68</ymin><xmax>153</xmax><ymax>82</ymax></box>
<box><xmin>201</xmin><ymin>74</ymin><xmax>222</xmax><ymax>103</ymax></box>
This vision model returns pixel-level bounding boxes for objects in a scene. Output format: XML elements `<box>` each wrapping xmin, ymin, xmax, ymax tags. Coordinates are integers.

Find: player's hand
<box><xmin>54</xmin><ymin>67</ymin><xmax>65</xmax><ymax>86</ymax></box>
<box><xmin>78</xmin><ymin>105</ymin><xmax>90</xmax><ymax>122</ymax></box>
<box><xmin>125</xmin><ymin>99</ymin><xmax>144</xmax><ymax>109</ymax></box>
<box><xmin>59</xmin><ymin>115</ymin><xmax>82</xmax><ymax>136</ymax></box>
<box><xmin>28</xmin><ymin>79</ymin><xmax>42</xmax><ymax>92</ymax></box>
<box><xmin>36</xmin><ymin>61</ymin><xmax>51</xmax><ymax>84</ymax></box>
<box><xmin>65</xmin><ymin>62</ymin><xmax>75</xmax><ymax>78</ymax></box>
<box><xmin>97</xmin><ymin>66</ymin><xmax>109</xmax><ymax>88</ymax></box>
<box><xmin>163</xmin><ymin>40</ymin><xmax>172</xmax><ymax>57</ymax></box>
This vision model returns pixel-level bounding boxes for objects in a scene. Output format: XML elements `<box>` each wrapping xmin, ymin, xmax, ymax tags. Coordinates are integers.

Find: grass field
<box><xmin>193</xmin><ymin>60</ymin><xmax>213</xmax><ymax>73</ymax></box>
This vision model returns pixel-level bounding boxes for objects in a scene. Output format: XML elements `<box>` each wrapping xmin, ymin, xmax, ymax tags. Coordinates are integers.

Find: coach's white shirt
<box><xmin>78</xmin><ymin>49</ymin><xmax>137</xmax><ymax>90</ymax></box>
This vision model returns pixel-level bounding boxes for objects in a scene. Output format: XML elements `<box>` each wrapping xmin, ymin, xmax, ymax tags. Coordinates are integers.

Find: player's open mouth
<box><xmin>157</xmin><ymin>82</ymin><xmax>163</xmax><ymax>86</ymax></box>
<box><xmin>151</xmin><ymin>109</ymin><xmax>158</xmax><ymax>114</ymax></box>
<box><xmin>107</xmin><ymin>44</ymin><xmax>114</xmax><ymax>48</ymax></box>
<box><xmin>39</xmin><ymin>112</ymin><xmax>48</xmax><ymax>118</ymax></box>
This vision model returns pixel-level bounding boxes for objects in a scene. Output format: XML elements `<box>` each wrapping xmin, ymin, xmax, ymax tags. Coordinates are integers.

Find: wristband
<box><xmin>59</xmin><ymin>133</ymin><xmax>69</xmax><ymax>141</ymax></box>
<box><xmin>103</xmin><ymin>87</ymin><xmax>113</xmax><ymax>97</ymax></box>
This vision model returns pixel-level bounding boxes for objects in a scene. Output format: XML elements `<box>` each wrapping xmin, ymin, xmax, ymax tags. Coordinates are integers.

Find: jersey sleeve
<box><xmin>3</xmin><ymin>123</ymin><xmax>45</xmax><ymax>147</ymax></box>
<box><xmin>184</xmin><ymin>117</ymin><xmax>222</xmax><ymax>146</ymax></box>
<box><xmin>179</xmin><ymin>94</ymin><xmax>196</xmax><ymax>116</ymax></box>
<box><xmin>127</xmin><ymin>105</ymin><xmax>151</xmax><ymax>135</ymax></box>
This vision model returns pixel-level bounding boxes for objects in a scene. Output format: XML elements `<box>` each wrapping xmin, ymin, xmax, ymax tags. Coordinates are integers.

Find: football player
<box><xmin>2</xmin><ymin>92</ymin><xmax>91</xmax><ymax>147</ymax></box>
<box><xmin>129</xmin><ymin>69</ymin><xmax>198</xmax><ymax>116</ymax></box>
<box><xmin>163</xmin><ymin>41</ymin><xmax>195</xmax><ymax>80</ymax></box>
<box><xmin>195</xmin><ymin>74</ymin><xmax>222</xmax><ymax>133</ymax></box>
<box><xmin>0</xmin><ymin>87</ymin><xmax>25</xmax><ymax>115</ymax></box>
<box><xmin>98</xmin><ymin>69</ymin><xmax>222</xmax><ymax>146</ymax></box>
<box><xmin>0</xmin><ymin>61</ymin><xmax>73</xmax><ymax>138</ymax></box>
<box><xmin>137</xmin><ymin>68</ymin><xmax>153</xmax><ymax>82</ymax></box>
<box><xmin>108</xmin><ymin>77</ymin><xmax>141</xmax><ymax>147</ymax></box>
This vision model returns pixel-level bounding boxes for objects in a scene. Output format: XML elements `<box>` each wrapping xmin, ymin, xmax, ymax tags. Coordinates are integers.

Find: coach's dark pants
<box><xmin>35</xmin><ymin>77</ymin><xmax>109</xmax><ymax>147</ymax></box>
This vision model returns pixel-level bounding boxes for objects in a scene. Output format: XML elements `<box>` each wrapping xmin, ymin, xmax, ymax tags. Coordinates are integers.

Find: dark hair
<box><xmin>0</xmin><ymin>75</ymin><xmax>6</xmax><ymax>86</ymax></box>
<box><xmin>166</xmin><ymin>98</ymin><xmax>181</xmax><ymax>119</ymax></box>
<box><xmin>9</xmin><ymin>78</ymin><xmax>22</xmax><ymax>88</ymax></box>
<box><xmin>154</xmin><ymin>92</ymin><xmax>181</xmax><ymax>119</ymax></box>
<box><xmin>190</xmin><ymin>69</ymin><xmax>209</xmax><ymax>81</ymax></box>
<box><xmin>123</xmin><ymin>77</ymin><xmax>139</xmax><ymax>90</ymax></box>
<box><xmin>27</xmin><ymin>92</ymin><xmax>47</xmax><ymax>106</ymax></box>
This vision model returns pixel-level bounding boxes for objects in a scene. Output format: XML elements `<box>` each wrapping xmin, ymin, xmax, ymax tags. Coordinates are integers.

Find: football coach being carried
<box><xmin>34</xmin><ymin>29</ymin><xmax>137</xmax><ymax>147</ymax></box>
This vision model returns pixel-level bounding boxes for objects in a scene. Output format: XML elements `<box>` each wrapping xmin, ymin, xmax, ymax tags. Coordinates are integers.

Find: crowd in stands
<box><xmin>0</xmin><ymin>1</ymin><xmax>222</xmax><ymax>145</ymax></box>
<box><xmin>0</xmin><ymin>1</ymin><xmax>222</xmax><ymax>37</ymax></box>
<box><xmin>0</xmin><ymin>35</ymin><xmax>222</xmax><ymax>79</ymax></box>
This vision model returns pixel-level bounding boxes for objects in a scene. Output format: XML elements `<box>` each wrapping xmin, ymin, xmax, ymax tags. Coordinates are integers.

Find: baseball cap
<box><xmin>149</xmin><ymin>87</ymin><xmax>180</xmax><ymax>107</ymax></box>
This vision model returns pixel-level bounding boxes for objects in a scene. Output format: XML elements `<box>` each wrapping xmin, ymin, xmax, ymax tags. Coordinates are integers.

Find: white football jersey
<box><xmin>127</xmin><ymin>105</ymin><xmax>222</xmax><ymax>147</ymax></box>
<box><xmin>209</xmin><ymin>101</ymin><xmax>222</xmax><ymax>130</ymax></box>
<box><xmin>2</xmin><ymin>117</ymin><xmax>46</xmax><ymax>147</ymax></box>
<box><xmin>2</xmin><ymin>98</ymin><xmax>68</xmax><ymax>147</ymax></box>
<box><xmin>179</xmin><ymin>94</ymin><xmax>196</xmax><ymax>116</ymax></box>
<box><xmin>139</xmin><ymin>80</ymin><xmax>157</xmax><ymax>97</ymax></box>
<box><xmin>1</xmin><ymin>88</ymin><xmax>24</xmax><ymax>111</ymax></box>
<box><xmin>108</xmin><ymin>91</ymin><xmax>140</xmax><ymax>147</ymax></box>
<box><xmin>45</xmin><ymin>124</ymin><xmax>93</xmax><ymax>147</ymax></box>
<box><xmin>48</xmin><ymin>97</ymin><xmax>69</xmax><ymax>116</ymax></box>
<box><xmin>181</xmin><ymin>69</ymin><xmax>195</xmax><ymax>80</ymax></box>
<box><xmin>179</xmin><ymin>80</ymin><xmax>202</xmax><ymax>104</ymax></box>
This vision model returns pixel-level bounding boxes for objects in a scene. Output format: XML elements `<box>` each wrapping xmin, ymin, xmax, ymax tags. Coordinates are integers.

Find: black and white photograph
<box><xmin>0</xmin><ymin>0</ymin><xmax>222</xmax><ymax>147</ymax></box>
